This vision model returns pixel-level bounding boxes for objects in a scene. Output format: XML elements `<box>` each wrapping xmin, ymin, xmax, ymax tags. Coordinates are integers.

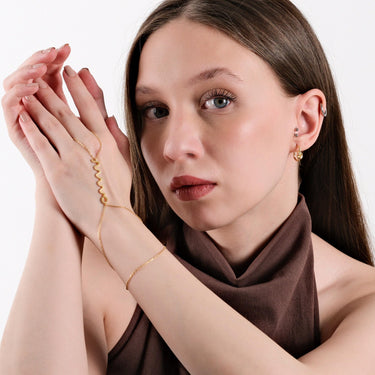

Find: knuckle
<box><xmin>1</xmin><ymin>94</ymin><xmax>8</xmax><ymax>109</ymax></box>
<box><xmin>3</xmin><ymin>76</ymin><xmax>10</xmax><ymax>91</ymax></box>
<box><xmin>77</xmin><ymin>134</ymin><xmax>101</xmax><ymax>157</ymax></box>
<box><xmin>55</xmin><ymin>106</ymin><xmax>73</xmax><ymax>121</ymax></box>
<box><xmin>42</xmin><ymin>116</ymin><xmax>59</xmax><ymax>132</ymax></box>
<box><xmin>92</xmin><ymin>138</ymin><xmax>101</xmax><ymax>156</ymax></box>
<box><xmin>32</xmin><ymin>135</ymin><xmax>49</xmax><ymax>153</ymax></box>
<box><xmin>0</xmin><ymin>90</ymin><xmax>16</xmax><ymax>111</ymax></box>
<box><xmin>94</xmin><ymin>87</ymin><xmax>104</xmax><ymax>101</ymax></box>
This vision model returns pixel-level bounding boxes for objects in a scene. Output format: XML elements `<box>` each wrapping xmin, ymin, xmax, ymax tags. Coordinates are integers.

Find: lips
<box><xmin>170</xmin><ymin>175</ymin><xmax>216</xmax><ymax>201</ymax></box>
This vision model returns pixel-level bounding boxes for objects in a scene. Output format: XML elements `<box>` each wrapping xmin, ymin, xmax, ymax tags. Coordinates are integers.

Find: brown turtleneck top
<box><xmin>107</xmin><ymin>196</ymin><xmax>320</xmax><ymax>374</ymax></box>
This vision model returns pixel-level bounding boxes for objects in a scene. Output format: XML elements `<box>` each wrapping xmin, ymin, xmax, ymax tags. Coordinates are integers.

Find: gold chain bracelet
<box><xmin>74</xmin><ymin>135</ymin><xmax>140</xmax><ymax>270</ymax></box>
<box><xmin>74</xmin><ymin>134</ymin><xmax>166</xmax><ymax>291</ymax></box>
<box><xmin>125</xmin><ymin>246</ymin><xmax>166</xmax><ymax>290</ymax></box>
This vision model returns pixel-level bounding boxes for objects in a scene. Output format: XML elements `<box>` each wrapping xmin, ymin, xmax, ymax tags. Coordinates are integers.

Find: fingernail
<box><xmin>41</xmin><ymin>47</ymin><xmax>55</xmax><ymax>54</ymax></box>
<box><xmin>19</xmin><ymin>111</ymin><xmax>30</xmax><ymax>122</ymax></box>
<box><xmin>26</xmin><ymin>82</ymin><xmax>39</xmax><ymax>87</ymax></box>
<box><xmin>35</xmin><ymin>78</ymin><xmax>48</xmax><ymax>89</ymax></box>
<box><xmin>64</xmin><ymin>65</ymin><xmax>76</xmax><ymax>77</ymax></box>
<box><xmin>31</xmin><ymin>63</ymin><xmax>44</xmax><ymax>69</ymax></box>
<box><xmin>58</xmin><ymin>43</ymin><xmax>70</xmax><ymax>49</ymax></box>
<box><xmin>23</xmin><ymin>95</ymin><xmax>34</xmax><ymax>102</ymax></box>
<box><xmin>82</xmin><ymin>67</ymin><xmax>90</xmax><ymax>72</ymax></box>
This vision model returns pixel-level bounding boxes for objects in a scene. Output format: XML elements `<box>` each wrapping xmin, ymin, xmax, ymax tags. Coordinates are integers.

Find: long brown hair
<box><xmin>125</xmin><ymin>0</ymin><xmax>373</xmax><ymax>265</ymax></box>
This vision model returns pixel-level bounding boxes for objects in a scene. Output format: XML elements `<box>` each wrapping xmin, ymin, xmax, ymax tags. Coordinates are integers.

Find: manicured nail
<box><xmin>23</xmin><ymin>95</ymin><xmax>34</xmax><ymax>102</ymax></box>
<box><xmin>64</xmin><ymin>65</ymin><xmax>76</xmax><ymax>77</ymax></box>
<box><xmin>58</xmin><ymin>43</ymin><xmax>70</xmax><ymax>49</ymax></box>
<box><xmin>31</xmin><ymin>63</ymin><xmax>44</xmax><ymax>69</ymax></box>
<box><xmin>41</xmin><ymin>47</ymin><xmax>55</xmax><ymax>54</ymax></box>
<box><xmin>19</xmin><ymin>111</ymin><xmax>30</xmax><ymax>122</ymax></box>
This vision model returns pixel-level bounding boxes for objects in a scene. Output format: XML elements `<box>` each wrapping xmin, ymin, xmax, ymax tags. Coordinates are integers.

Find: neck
<box><xmin>206</xmin><ymin>182</ymin><xmax>299</xmax><ymax>274</ymax></box>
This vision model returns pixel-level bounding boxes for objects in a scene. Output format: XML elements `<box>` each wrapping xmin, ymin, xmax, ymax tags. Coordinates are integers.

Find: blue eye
<box><xmin>144</xmin><ymin>106</ymin><xmax>169</xmax><ymax>119</ymax></box>
<box><xmin>205</xmin><ymin>97</ymin><xmax>231</xmax><ymax>109</ymax></box>
<box><xmin>202</xmin><ymin>88</ymin><xmax>236</xmax><ymax>110</ymax></box>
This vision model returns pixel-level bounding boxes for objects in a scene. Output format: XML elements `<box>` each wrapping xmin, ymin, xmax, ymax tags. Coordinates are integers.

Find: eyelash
<box><xmin>201</xmin><ymin>88</ymin><xmax>237</xmax><ymax>109</ymax></box>
<box><xmin>140</xmin><ymin>88</ymin><xmax>237</xmax><ymax>120</ymax></box>
<box><xmin>141</xmin><ymin>101</ymin><xmax>169</xmax><ymax>121</ymax></box>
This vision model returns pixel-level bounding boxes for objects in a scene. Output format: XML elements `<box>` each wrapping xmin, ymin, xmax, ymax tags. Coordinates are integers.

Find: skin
<box><xmin>1</xmin><ymin>18</ymin><xmax>375</xmax><ymax>375</ymax></box>
<box><xmin>137</xmin><ymin>19</ymin><xmax>319</xmax><ymax>270</ymax></box>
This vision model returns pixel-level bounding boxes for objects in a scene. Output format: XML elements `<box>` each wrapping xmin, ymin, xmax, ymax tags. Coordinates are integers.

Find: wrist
<box><xmin>94</xmin><ymin>204</ymin><xmax>139</xmax><ymax>251</ymax></box>
<box><xmin>35</xmin><ymin>179</ymin><xmax>60</xmax><ymax>210</ymax></box>
<box><xmin>34</xmin><ymin>179</ymin><xmax>80</xmax><ymax>239</ymax></box>
<box><xmin>96</xmin><ymin>205</ymin><xmax>160</xmax><ymax>279</ymax></box>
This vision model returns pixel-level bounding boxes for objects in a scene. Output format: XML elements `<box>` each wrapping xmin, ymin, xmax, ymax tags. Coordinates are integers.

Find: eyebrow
<box><xmin>189</xmin><ymin>67</ymin><xmax>243</xmax><ymax>84</ymax></box>
<box><xmin>135</xmin><ymin>67</ymin><xmax>243</xmax><ymax>96</ymax></box>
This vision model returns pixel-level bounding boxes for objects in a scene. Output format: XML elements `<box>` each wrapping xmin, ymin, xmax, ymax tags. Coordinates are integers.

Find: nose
<box><xmin>163</xmin><ymin>111</ymin><xmax>204</xmax><ymax>162</ymax></box>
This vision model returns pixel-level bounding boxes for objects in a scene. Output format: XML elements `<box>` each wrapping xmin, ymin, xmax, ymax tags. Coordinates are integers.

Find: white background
<box><xmin>0</xmin><ymin>0</ymin><xmax>374</xmax><ymax>337</ymax></box>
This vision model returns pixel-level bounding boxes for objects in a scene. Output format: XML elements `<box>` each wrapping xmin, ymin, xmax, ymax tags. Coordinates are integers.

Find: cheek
<box><xmin>216</xmin><ymin>109</ymin><xmax>291</xmax><ymax>192</ymax></box>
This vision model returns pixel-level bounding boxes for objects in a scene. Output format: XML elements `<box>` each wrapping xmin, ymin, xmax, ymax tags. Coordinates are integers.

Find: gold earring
<box><xmin>293</xmin><ymin>145</ymin><xmax>303</xmax><ymax>162</ymax></box>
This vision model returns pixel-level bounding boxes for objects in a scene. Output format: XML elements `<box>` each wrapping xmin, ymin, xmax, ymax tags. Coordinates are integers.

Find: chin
<box><xmin>185</xmin><ymin>221</ymin><xmax>218</xmax><ymax>232</ymax></box>
<box><xmin>168</xmin><ymin>197</ymin><xmax>249</xmax><ymax>232</ymax></box>
<box><xmin>176</xmin><ymin>211</ymin><xmax>230</xmax><ymax>232</ymax></box>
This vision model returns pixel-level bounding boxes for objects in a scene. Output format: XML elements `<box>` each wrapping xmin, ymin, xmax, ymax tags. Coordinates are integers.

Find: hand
<box><xmin>2</xmin><ymin>45</ymin><xmax>71</xmax><ymax>173</ymax></box>
<box><xmin>2</xmin><ymin>45</ymin><xmax>71</xmax><ymax>208</ymax></box>
<box><xmin>18</xmin><ymin>66</ymin><xmax>132</xmax><ymax>243</ymax></box>
<box><xmin>76</xmin><ymin>68</ymin><xmax>130</xmax><ymax>161</ymax></box>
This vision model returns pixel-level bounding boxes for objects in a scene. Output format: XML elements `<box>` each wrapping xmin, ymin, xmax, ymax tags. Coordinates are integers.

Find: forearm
<box><xmin>100</xmin><ymin>210</ymin><xmax>309</xmax><ymax>375</ymax></box>
<box><xmin>0</xmin><ymin>193</ymin><xmax>87</xmax><ymax>375</ymax></box>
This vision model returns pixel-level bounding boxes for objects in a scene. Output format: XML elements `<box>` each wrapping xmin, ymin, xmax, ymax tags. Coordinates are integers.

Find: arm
<box><xmin>19</xmin><ymin>63</ymin><xmax>375</xmax><ymax>375</ymax></box>
<box><xmin>0</xmin><ymin>184</ymin><xmax>87</xmax><ymax>375</ymax></box>
<box><xmin>102</xmin><ymin>210</ymin><xmax>375</xmax><ymax>375</ymax></box>
<box><xmin>0</xmin><ymin>47</ymin><xmax>107</xmax><ymax>374</ymax></box>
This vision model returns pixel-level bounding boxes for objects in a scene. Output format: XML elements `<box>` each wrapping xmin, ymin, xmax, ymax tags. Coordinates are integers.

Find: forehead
<box><xmin>137</xmin><ymin>18</ymin><xmax>278</xmax><ymax>91</ymax></box>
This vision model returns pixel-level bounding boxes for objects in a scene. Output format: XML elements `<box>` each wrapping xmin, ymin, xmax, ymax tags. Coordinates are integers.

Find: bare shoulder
<box><xmin>312</xmin><ymin>233</ymin><xmax>375</xmax><ymax>341</ymax></box>
<box><xmin>82</xmin><ymin>239</ymin><xmax>137</xmax><ymax>356</ymax></box>
<box><xmin>299</xmin><ymin>235</ymin><xmax>375</xmax><ymax>372</ymax></box>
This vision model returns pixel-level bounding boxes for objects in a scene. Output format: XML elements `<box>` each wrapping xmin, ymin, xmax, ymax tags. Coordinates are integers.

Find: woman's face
<box><xmin>137</xmin><ymin>19</ymin><xmax>299</xmax><ymax>231</ymax></box>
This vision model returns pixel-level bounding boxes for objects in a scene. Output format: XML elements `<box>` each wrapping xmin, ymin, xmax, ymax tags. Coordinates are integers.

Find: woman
<box><xmin>1</xmin><ymin>0</ymin><xmax>374</xmax><ymax>373</ymax></box>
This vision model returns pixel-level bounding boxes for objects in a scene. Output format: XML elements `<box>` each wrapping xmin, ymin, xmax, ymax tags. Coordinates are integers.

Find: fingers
<box><xmin>63</xmin><ymin>66</ymin><xmax>107</xmax><ymax>134</ymax></box>
<box><xmin>18</xmin><ymin>47</ymin><xmax>58</xmax><ymax>69</ymax></box>
<box><xmin>42</xmin><ymin>44</ymin><xmax>71</xmax><ymax>102</ymax></box>
<box><xmin>18</xmin><ymin>110</ymin><xmax>60</xmax><ymax>172</ymax></box>
<box><xmin>43</xmin><ymin>44</ymin><xmax>71</xmax><ymax>75</ymax></box>
<box><xmin>3</xmin><ymin>47</ymin><xmax>58</xmax><ymax>90</ymax></box>
<box><xmin>78</xmin><ymin>68</ymin><xmax>108</xmax><ymax>120</ymax></box>
<box><xmin>21</xmin><ymin>94</ymin><xmax>75</xmax><ymax>155</ymax></box>
<box><xmin>33</xmin><ymin>78</ymin><xmax>94</xmax><ymax>145</ymax></box>
<box><xmin>77</xmin><ymin>69</ymin><xmax>126</xmax><ymax>154</ymax></box>
<box><xmin>1</xmin><ymin>83</ymin><xmax>42</xmax><ymax>171</ymax></box>
<box><xmin>77</xmin><ymin>69</ymin><xmax>128</xmax><ymax>158</ymax></box>
<box><xmin>17</xmin><ymin>44</ymin><xmax>70</xmax><ymax>74</ymax></box>
<box><xmin>3</xmin><ymin>64</ymin><xmax>47</xmax><ymax>91</ymax></box>
<box><xmin>2</xmin><ymin>82</ymin><xmax>39</xmax><ymax>122</ymax></box>
<box><xmin>3</xmin><ymin>44</ymin><xmax>71</xmax><ymax>102</ymax></box>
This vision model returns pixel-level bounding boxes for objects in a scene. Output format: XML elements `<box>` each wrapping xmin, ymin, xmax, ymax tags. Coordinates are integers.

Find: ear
<box><xmin>293</xmin><ymin>89</ymin><xmax>326</xmax><ymax>151</ymax></box>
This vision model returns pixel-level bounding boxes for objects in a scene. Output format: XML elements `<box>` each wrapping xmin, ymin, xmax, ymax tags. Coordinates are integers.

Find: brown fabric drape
<box><xmin>107</xmin><ymin>195</ymin><xmax>320</xmax><ymax>374</ymax></box>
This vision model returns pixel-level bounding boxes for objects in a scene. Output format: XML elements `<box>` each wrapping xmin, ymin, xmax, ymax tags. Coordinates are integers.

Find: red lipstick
<box><xmin>170</xmin><ymin>176</ymin><xmax>216</xmax><ymax>201</ymax></box>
